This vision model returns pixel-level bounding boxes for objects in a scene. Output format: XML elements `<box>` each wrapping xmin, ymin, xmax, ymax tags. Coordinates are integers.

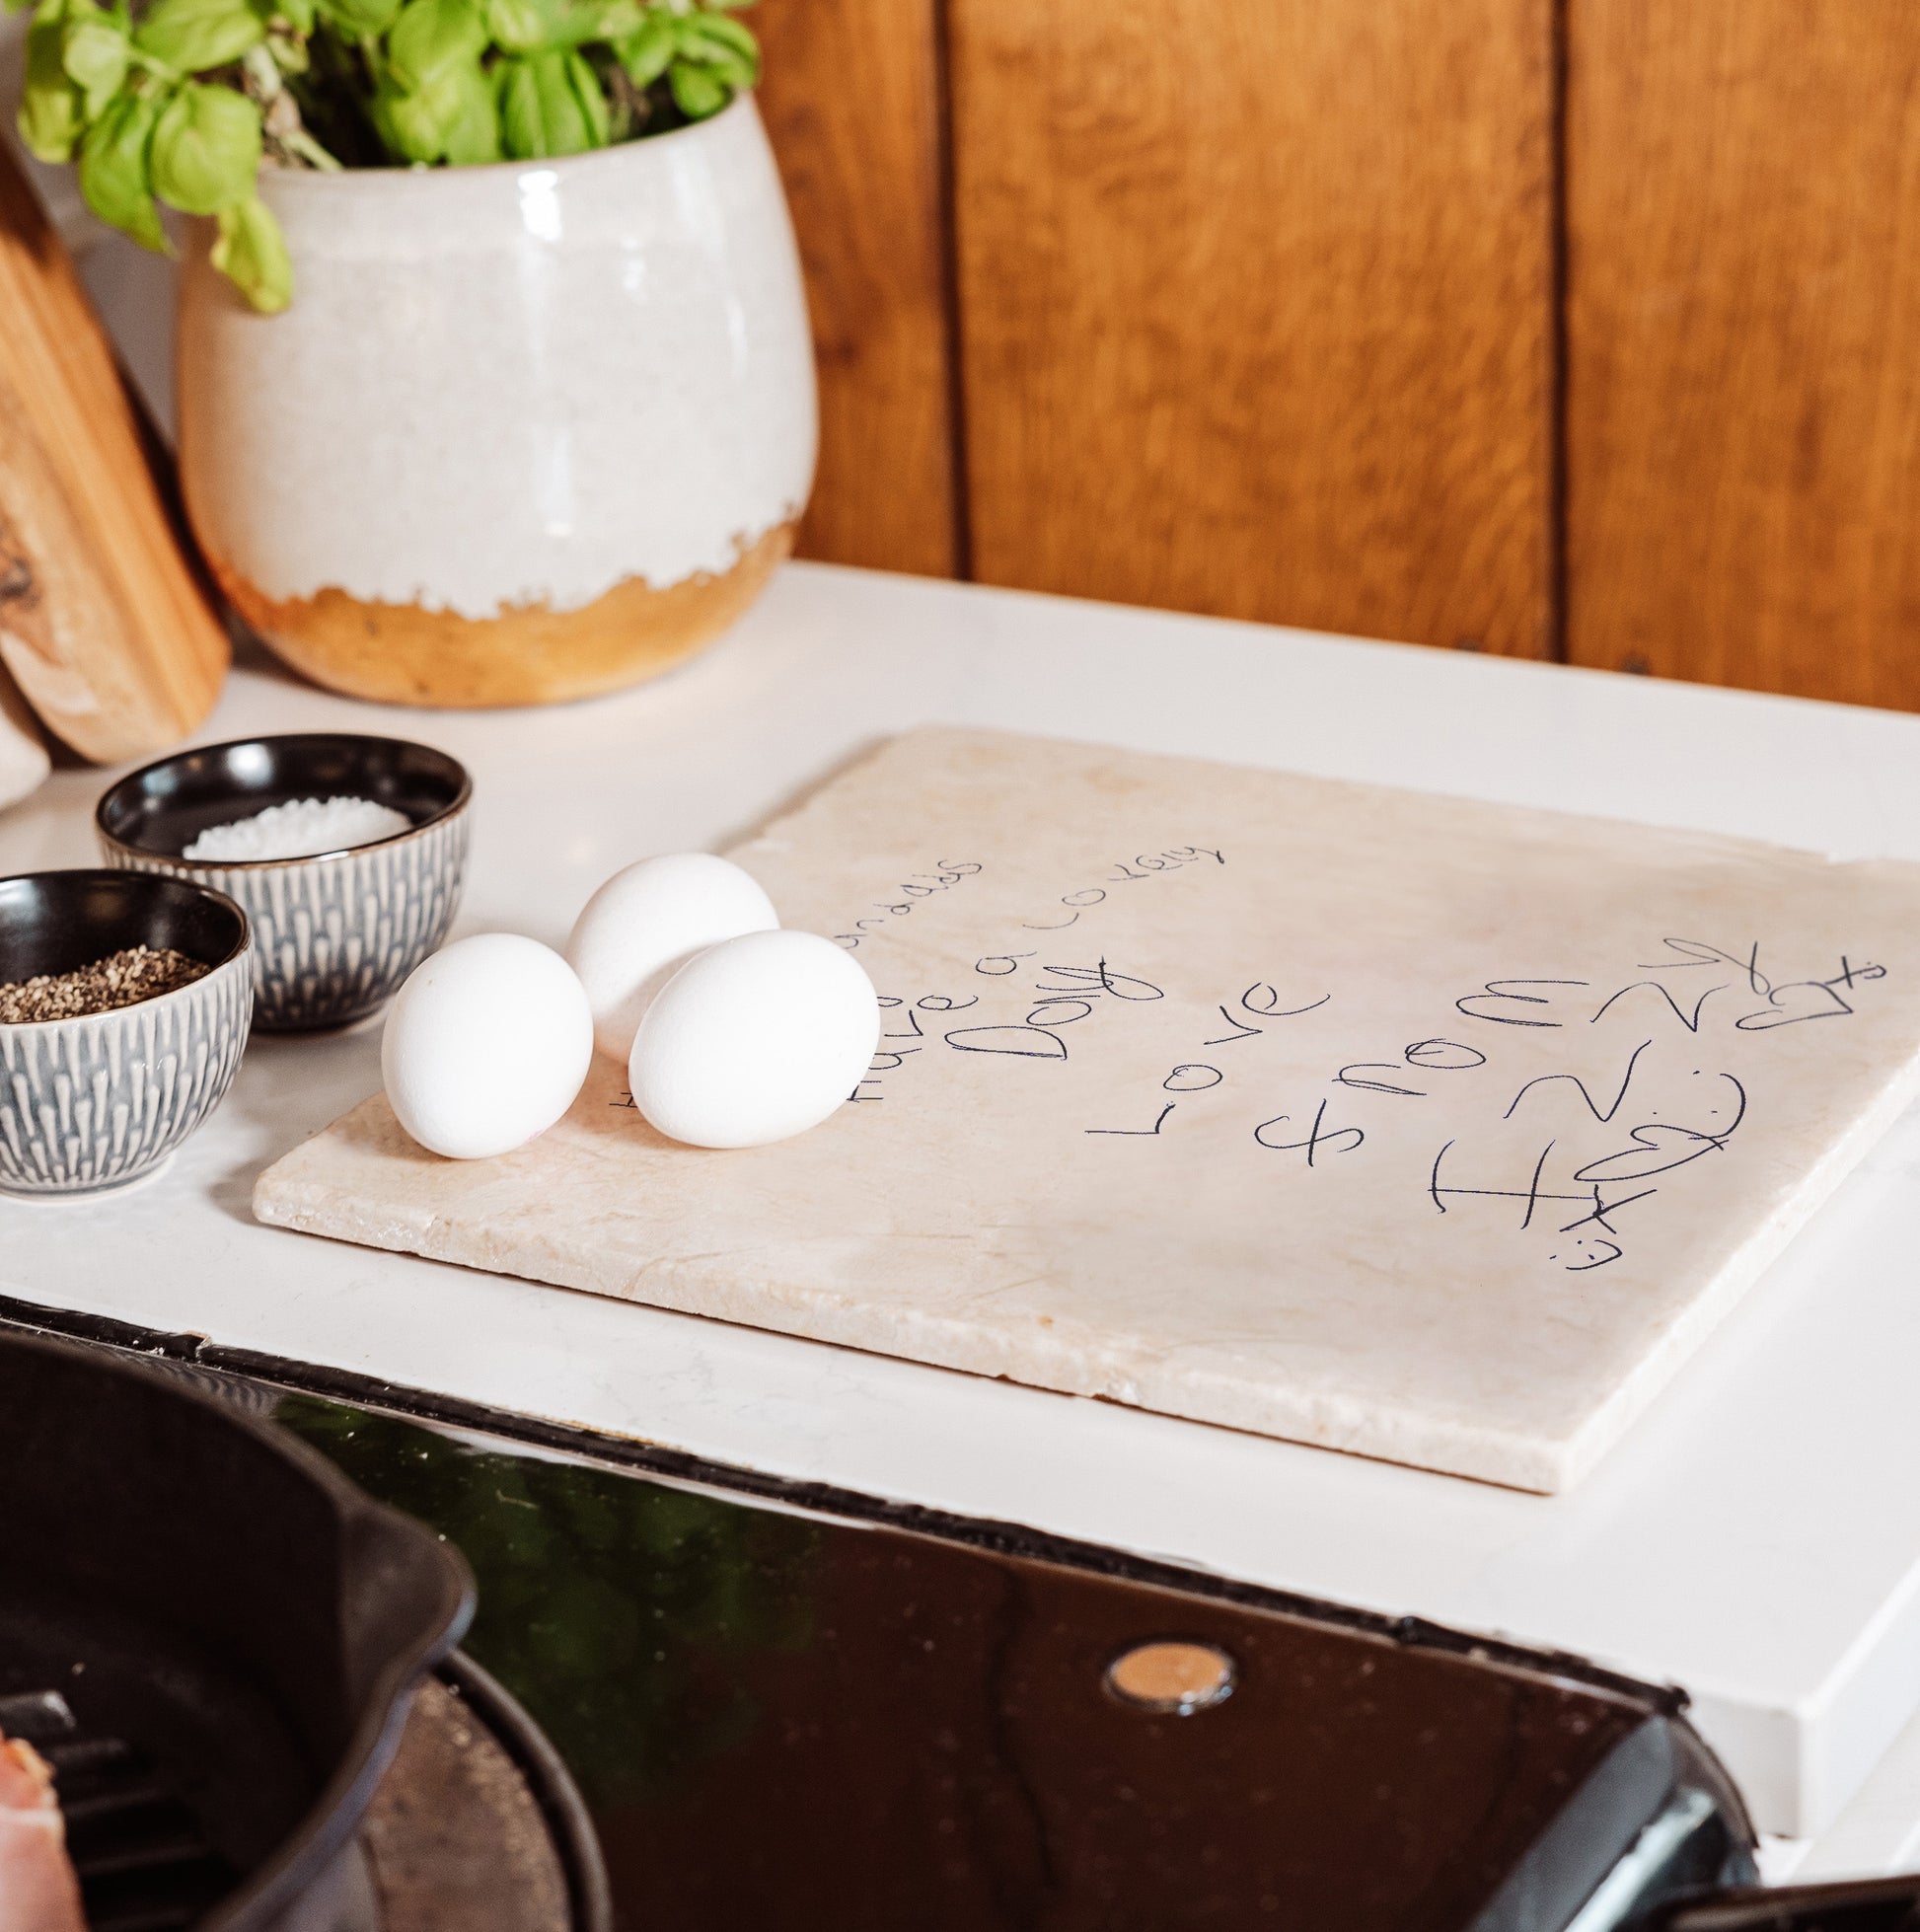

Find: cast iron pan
<box><xmin>0</xmin><ymin>1333</ymin><xmax>475</xmax><ymax>1929</ymax></box>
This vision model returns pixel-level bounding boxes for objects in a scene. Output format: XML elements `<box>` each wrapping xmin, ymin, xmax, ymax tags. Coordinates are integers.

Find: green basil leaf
<box><xmin>586</xmin><ymin>0</ymin><xmax>639</xmax><ymax>40</ymax></box>
<box><xmin>611</xmin><ymin>7</ymin><xmax>668</xmax><ymax>86</ymax></box>
<box><xmin>685</xmin><ymin>44</ymin><xmax>749</xmax><ymax>90</ymax></box>
<box><xmin>564</xmin><ymin>43</ymin><xmax>606</xmax><ymax>142</ymax></box>
<box><xmin>666</xmin><ymin>55</ymin><xmax>725</xmax><ymax>119</ymax></box>
<box><xmin>312</xmin><ymin>0</ymin><xmax>400</xmax><ymax>39</ymax></box>
<box><xmin>150</xmin><ymin>79</ymin><xmax>260</xmax><ymax>212</ymax></box>
<box><xmin>133</xmin><ymin>0</ymin><xmax>266</xmax><ymax>71</ymax></box>
<box><xmin>78</xmin><ymin>89</ymin><xmax>168</xmax><ymax>249</ymax></box>
<box><xmin>60</xmin><ymin>9</ymin><xmax>129</xmax><ymax>118</ymax></box>
<box><xmin>492</xmin><ymin>51</ymin><xmax>542</xmax><ymax>152</ymax></box>
<box><xmin>678</xmin><ymin>10</ymin><xmax>754</xmax><ymax>66</ymax></box>
<box><xmin>211</xmin><ymin>192</ymin><xmax>290</xmax><ymax>311</ymax></box>
<box><xmin>386</xmin><ymin>0</ymin><xmax>484</xmax><ymax>90</ymax></box>
<box><xmin>372</xmin><ymin>53</ymin><xmax>491</xmax><ymax>162</ymax></box>
<box><xmin>371</xmin><ymin>75</ymin><xmax>443</xmax><ymax>161</ymax></box>
<box><xmin>17</xmin><ymin>16</ymin><xmax>84</xmax><ymax>160</ymax></box>
<box><xmin>551</xmin><ymin>0</ymin><xmax>604</xmax><ymax>44</ymax></box>
<box><xmin>495</xmin><ymin>46</ymin><xmax>604</xmax><ymax>157</ymax></box>
<box><xmin>273</xmin><ymin>0</ymin><xmax>314</xmax><ymax>32</ymax></box>
<box><xmin>440</xmin><ymin>56</ymin><xmax>499</xmax><ymax>163</ymax></box>
<box><xmin>484</xmin><ymin>0</ymin><xmax>561</xmax><ymax>53</ymax></box>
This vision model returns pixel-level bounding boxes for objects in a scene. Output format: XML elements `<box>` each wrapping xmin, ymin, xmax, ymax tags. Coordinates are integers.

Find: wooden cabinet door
<box><xmin>946</xmin><ymin>0</ymin><xmax>1558</xmax><ymax>659</ymax></box>
<box><xmin>1567</xmin><ymin>1</ymin><xmax>1920</xmax><ymax>708</ymax></box>
<box><xmin>755</xmin><ymin>0</ymin><xmax>962</xmax><ymax>580</ymax></box>
<box><xmin>760</xmin><ymin>1</ymin><xmax>1920</xmax><ymax>711</ymax></box>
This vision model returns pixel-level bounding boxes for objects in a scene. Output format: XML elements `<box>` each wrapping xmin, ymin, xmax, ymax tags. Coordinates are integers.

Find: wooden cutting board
<box><xmin>0</xmin><ymin>660</ymin><xmax>47</xmax><ymax>809</ymax></box>
<box><xmin>0</xmin><ymin>138</ymin><xmax>227</xmax><ymax>763</ymax></box>
<box><xmin>257</xmin><ymin>728</ymin><xmax>1920</xmax><ymax>1493</ymax></box>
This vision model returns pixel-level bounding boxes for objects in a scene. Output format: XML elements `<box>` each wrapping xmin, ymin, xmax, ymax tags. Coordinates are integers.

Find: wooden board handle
<box><xmin>0</xmin><ymin>658</ymin><xmax>48</xmax><ymax>811</ymax></box>
<box><xmin>0</xmin><ymin>139</ymin><xmax>228</xmax><ymax>764</ymax></box>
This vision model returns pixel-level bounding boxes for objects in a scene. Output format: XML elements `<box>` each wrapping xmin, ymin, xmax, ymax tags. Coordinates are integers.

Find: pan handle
<box><xmin>1639</xmin><ymin>1871</ymin><xmax>1920</xmax><ymax>1929</ymax></box>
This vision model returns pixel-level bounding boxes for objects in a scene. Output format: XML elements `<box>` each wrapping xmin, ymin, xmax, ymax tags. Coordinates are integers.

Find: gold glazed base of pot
<box><xmin>212</xmin><ymin>521</ymin><xmax>795</xmax><ymax>708</ymax></box>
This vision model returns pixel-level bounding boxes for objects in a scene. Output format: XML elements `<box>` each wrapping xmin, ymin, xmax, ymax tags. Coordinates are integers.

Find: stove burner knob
<box><xmin>1104</xmin><ymin>1641</ymin><xmax>1237</xmax><ymax>1716</ymax></box>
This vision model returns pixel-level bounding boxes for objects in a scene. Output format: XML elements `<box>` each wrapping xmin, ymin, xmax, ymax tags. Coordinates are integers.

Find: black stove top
<box><xmin>261</xmin><ymin>1391</ymin><xmax>1747</xmax><ymax>1932</ymax></box>
<box><xmin>0</xmin><ymin>1305</ymin><xmax>1779</xmax><ymax>1932</ymax></box>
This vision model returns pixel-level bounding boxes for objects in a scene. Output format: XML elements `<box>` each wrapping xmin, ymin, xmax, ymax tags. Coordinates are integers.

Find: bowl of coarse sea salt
<box><xmin>95</xmin><ymin>734</ymin><xmax>472</xmax><ymax>1032</ymax></box>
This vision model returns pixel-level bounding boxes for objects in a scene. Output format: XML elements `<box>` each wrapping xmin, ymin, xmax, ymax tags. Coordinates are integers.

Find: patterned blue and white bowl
<box><xmin>96</xmin><ymin>733</ymin><xmax>471</xmax><ymax>1033</ymax></box>
<box><xmin>0</xmin><ymin>870</ymin><xmax>253</xmax><ymax>1199</ymax></box>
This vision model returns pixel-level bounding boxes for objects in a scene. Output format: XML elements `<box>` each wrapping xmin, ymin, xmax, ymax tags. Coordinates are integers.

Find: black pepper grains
<box><xmin>0</xmin><ymin>946</ymin><xmax>210</xmax><ymax>1023</ymax></box>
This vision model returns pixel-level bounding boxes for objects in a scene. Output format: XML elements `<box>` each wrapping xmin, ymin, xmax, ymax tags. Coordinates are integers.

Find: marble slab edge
<box><xmin>253</xmin><ymin>1096</ymin><xmax>1587</xmax><ymax>1494</ymax></box>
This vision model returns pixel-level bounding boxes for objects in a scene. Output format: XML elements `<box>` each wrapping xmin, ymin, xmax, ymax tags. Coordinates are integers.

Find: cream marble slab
<box><xmin>255</xmin><ymin>726</ymin><xmax>1920</xmax><ymax>1491</ymax></box>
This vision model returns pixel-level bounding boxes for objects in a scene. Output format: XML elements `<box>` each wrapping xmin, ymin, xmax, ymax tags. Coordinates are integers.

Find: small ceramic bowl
<box><xmin>0</xmin><ymin>869</ymin><xmax>253</xmax><ymax>1199</ymax></box>
<box><xmin>96</xmin><ymin>733</ymin><xmax>472</xmax><ymax>1032</ymax></box>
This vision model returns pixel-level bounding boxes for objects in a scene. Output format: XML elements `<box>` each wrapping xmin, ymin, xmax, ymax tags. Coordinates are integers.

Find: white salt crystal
<box><xmin>184</xmin><ymin>795</ymin><xmax>413</xmax><ymax>862</ymax></box>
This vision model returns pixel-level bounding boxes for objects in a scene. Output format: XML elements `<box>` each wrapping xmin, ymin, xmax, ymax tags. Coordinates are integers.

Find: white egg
<box><xmin>629</xmin><ymin>929</ymin><xmax>880</xmax><ymax>1149</ymax></box>
<box><xmin>382</xmin><ymin>934</ymin><xmax>593</xmax><ymax>1159</ymax></box>
<box><xmin>565</xmin><ymin>853</ymin><xmax>779</xmax><ymax>1064</ymax></box>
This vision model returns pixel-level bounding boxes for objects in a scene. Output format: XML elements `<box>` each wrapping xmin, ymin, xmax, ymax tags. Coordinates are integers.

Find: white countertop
<box><xmin>5</xmin><ymin>561</ymin><xmax>1920</xmax><ymax>1851</ymax></box>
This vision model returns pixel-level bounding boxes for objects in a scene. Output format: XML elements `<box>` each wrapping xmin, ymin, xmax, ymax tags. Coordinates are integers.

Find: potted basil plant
<box><xmin>10</xmin><ymin>0</ymin><xmax>816</xmax><ymax>708</ymax></box>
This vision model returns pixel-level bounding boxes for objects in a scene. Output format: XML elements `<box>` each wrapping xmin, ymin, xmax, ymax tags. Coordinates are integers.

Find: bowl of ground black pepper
<box><xmin>0</xmin><ymin>870</ymin><xmax>253</xmax><ymax>1198</ymax></box>
<box><xmin>96</xmin><ymin>733</ymin><xmax>472</xmax><ymax>1032</ymax></box>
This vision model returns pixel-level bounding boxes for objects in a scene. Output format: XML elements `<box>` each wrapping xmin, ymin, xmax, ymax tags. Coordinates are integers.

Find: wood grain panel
<box><xmin>946</xmin><ymin>0</ymin><xmax>1556</xmax><ymax>656</ymax></box>
<box><xmin>1567</xmin><ymin>2</ymin><xmax>1920</xmax><ymax>708</ymax></box>
<box><xmin>755</xmin><ymin>0</ymin><xmax>959</xmax><ymax>578</ymax></box>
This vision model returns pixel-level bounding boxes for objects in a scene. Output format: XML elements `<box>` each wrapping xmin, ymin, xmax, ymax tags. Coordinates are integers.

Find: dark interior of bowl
<box><xmin>97</xmin><ymin>735</ymin><xmax>471</xmax><ymax>860</ymax></box>
<box><xmin>0</xmin><ymin>869</ymin><xmax>249</xmax><ymax>987</ymax></box>
<box><xmin>0</xmin><ymin>1335</ymin><xmax>473</xmax><ymax>1930</ymax></box>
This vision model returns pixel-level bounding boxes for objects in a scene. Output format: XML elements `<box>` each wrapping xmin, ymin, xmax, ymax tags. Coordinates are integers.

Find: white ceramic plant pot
<box><xmin>176</xmin><ymin>97</ymin><xmax>815</xmax><ymax>708</ymax></box>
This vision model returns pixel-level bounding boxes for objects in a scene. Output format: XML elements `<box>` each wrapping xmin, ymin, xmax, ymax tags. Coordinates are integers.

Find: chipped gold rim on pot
<box><xmin>212</xmin><ymin>521</ymin><xmax>796</xmax><ymax>709</ymax></box>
